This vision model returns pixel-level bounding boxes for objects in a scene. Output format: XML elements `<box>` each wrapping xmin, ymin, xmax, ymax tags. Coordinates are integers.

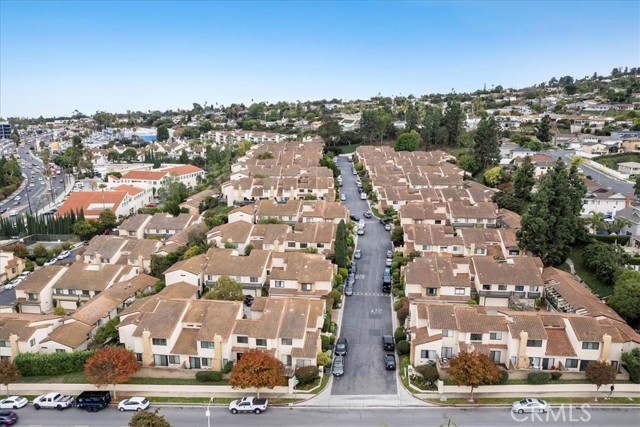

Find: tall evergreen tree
<box><xmin>512</xmin><ymin>156</ymin><xmax>536</xmax><ymax>201</ymax></box>
<box><xmin>405</xmin><ymin>105</ymin><xmax>420</xmax><ymax>131</ymax></box>
<box><xmin>359</xmin><ymin>110</ymin><xmax>378</xmax><ymax>144</ymax></box>
<box><xmin>334</xmin><ymin>220</ymin><xmax>347</xmax><ymax>268</ymax></box>
<box><xmin>516</xmin><ymin>160</ymin><xmax>587</xmax><ymax>266</ymax></box>
<box><xmin>421</xmin><ymin>106</ymin><xmax>445</xmax><ymax>147</ymax></box>
<box><xmin>442</xmin><ymin>98</ymin><xmax>464</xmax><ymax>147</ymax></box>
<box><xmin>156</xmin><ymin>125</ymin><xmax>169</xmax><ymax>142</ymax></box>
<box><xmin>536</xmin><ymin>115</ymin><xmax>552</xmax><ymax>143</ymax></box>
<box><xmin>472</xmin><ymin>115</ymin><xmax>500</xmax><ymax>169</ymax></box>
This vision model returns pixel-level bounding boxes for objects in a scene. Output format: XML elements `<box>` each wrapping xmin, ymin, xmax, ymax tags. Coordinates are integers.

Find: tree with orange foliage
<box><xmin>84</xmin><ymin>346</ymin><xmax>140</xmax><ymax>399</ymax></box>
<box><xmin>447</xmin><ymin>350</ymin><xmax>501</xmax><ymax>402</ymax></box>
<box><xmin>229</xmin><ymin>349</ymin><xmax>285</xmax><ymax>398</ymax></box>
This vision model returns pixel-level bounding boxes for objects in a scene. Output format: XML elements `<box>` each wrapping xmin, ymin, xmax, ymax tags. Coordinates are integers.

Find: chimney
<box><xmin>142</xmin><ymin>329</ymin><xmax>154</xmax><ymax>367</ymax></box>
<box><xmin>96</xmin><ymin>252</ymin><xmax>102</xmax><ymax>267</ymax></box>
<box><xmin>516</xmin><ymin>331</ymin><xmax>529</xmax><ymax>369</ymax></box>
<box><xmin>626</xmin><ymin>192</ymin><xmax>632</xmax><ymax>208</ymax></box>
<box><xmin>137</xmin><ymin>254</ymin><xmax>144</xmax><ymax>273</ymax></box>
<box><xmin>9</xmin><ymin>334</ymin><xmax>20</xmax><ymax>362</ymax></box>
<box><xmin>213</xmin><ymin>334</ymin><xmax>223</xmax><ymax>372</ymax></box>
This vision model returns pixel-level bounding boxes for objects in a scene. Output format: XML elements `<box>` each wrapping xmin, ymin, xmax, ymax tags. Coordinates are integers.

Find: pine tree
<box><xmin>536</xmin><ymin>115</ymin><xmax>552</xmax><ymax>143</ymax></box>
<box><xmin>517</xmin><ymin>160</ymin><xmax>587</xmax><ymax>266</ymax></box>
<box><xmin>334</xmin><ymin>220</ymin><xmax>347</xmax><ymax>268</ymax></box>
<box><xmin>513</xmin><ymin>156</ymin><xmax>536</xmax><ymax>201</ymax></box>
<box><xmin>472</xmin><ymin>115</ymin><xmax>500</xmax><ymax>169</ymax></box>
<box><xmin>442</xmin><ymin>98</ymin><xmax>464</xmax><ymax>147</ymax></box>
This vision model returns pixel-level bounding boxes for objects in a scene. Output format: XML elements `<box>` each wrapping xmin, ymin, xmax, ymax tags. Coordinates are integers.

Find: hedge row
<box><xmin>590</xmin><ymin>235</ymin><xmax>630</xmax><ymax>245</ymax></box>
<box><xmin>195</xmin><ymin>371</ymin><xmax>223</xmax><ymax>382</ymax></box>
<box><xmin>15</xmin><ymin>350</ymin><xmax>94</xmax><ymax>376</ymax></box>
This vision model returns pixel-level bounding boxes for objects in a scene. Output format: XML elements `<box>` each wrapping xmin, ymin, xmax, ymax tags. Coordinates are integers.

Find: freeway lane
<box><xmin>10</xmin><ymin>405</ymin><xmax>640</xmax><ymax>427</ymax></box>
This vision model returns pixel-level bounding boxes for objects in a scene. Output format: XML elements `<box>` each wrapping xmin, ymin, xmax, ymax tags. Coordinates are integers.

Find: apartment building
<box><xmin>14</xmin><ymin>266</ymin><xmax>67</xmax><ymax>314</ymax></box>
<box><xmin>0</xmin><ymin>314</ymin><xmax>62</xmax><ymax>361</ymax></box>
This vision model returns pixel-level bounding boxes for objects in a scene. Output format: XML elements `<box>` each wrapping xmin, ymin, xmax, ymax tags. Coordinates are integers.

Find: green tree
<box><xmin>186</xmin><ymin>223</ymin><xmax>209</xmax><ymax>247</ymax></box>
<box><xmin>492</xmin><ymin>189</ymin><xmax>521</xmax><ymax>213</ymax></box>
<box><xmin>512</xmin><ymin>156</ymin><xmax>536</xmax><ymax>202</ymax></box>
<box><xmin>31</xmin><ymin>243</ymin><xmax>49</xmax><ymax>260</ymax></box>
<box><xmin>128</xmin><ymin>409</ymin><xmax>172</xmax><ymax>427</ymax></box>
<box><xmin>10</xmin><ymin>243</ymin><xmax>28</xmax><ymax>260</ymax></box>
<box><xmin>405</xmin><ymin>104</ymin><xmax>420</xmax><ymax>131</ymax></box>
<box><xmin>457</xmin><ymin>153</ymin><xmax>480</xmax><ymax>174</ymax></box>
<box><xmin>156</xmin><ymin>125</ymin><xmax>169</xmax><ymax>142</ymax></box>
<box><xmin>99</xmin><ymin>209</ymin><xmax>117</xmax><ymax>230</ymax></box>
<box><xmin>394</xmin><ymin>130</ymin><xmax>421</xmax><ymax>152</ymax></box>
<box><xmin>582</xmin><ymin>242</ymin><xmax>625</xmax><ymax>286</ymax></box>
<box><xmin>585</xmin><ymin>361</ymin><xmax>616</xmax><ymax>401</ymax></box>
<box><xmin>634</xmin><ymin>175</ymin><xmax>640</xmax><ymax>200</ymax></box>
<box><xmin>472</xmin><ymin>115</ymin><xmax>500</xmax><ymax>169</ymax></box>
<box><xmin>536</xmin><ymin>115</ymin><xmax>552</xmax><ymax>143</ymax></box>
<box><xmin>442</xmin><ymin>98</ymin><xmax>464</xmax><ymax>147</ymax></box>
<box><xmin>72</xmin><ymin>220</ymin><xmax>98</xmax><ymax>240</ymax></box>
<box><xmin>204</xmin><ymin>276</ymin><xmax>245</xmax><ymax>301</ymax></box>
<box><xmin>448</xmin><ymin>351</ymin><xmax>501</xmax><ymax>402</ymax></box>
<box><xmin>122</xmin><ymin>148</ymin><xmax>137</xmax><ymax>162</ymax></box>
<box><xmin>608</xmin><ymin>270</ymin><xmax>640</xmax><ymax>321</ymax></box>
<box><xmin>517</xmin><ymin>160</ymin><xmax>587</xmax><ymax>266</ymax></box>
<box><xmin>622</xmin><ymin>348</ymin><xmax>640</xmax><ymax>384</ymax></box>
<box><xmin>391</xmin><ymin>226</ymin><xmax>404</xmax><ymax>247</ymax></box>
<box><xmin>318</xmin><ymin>116</ymin><xmax>342</xmax><ymax>146</ymax></box>
<box><xmin>483</xmin><ymin>166</ymin><xmax>503</xmax><ymax>187</ymax></box>
<box><xmin>421</xmin><ymin>106</ymin><xmax>446</xmax><ymax>147</ymax></box>
<box><xmin>334</xmin><ymin>220</ymin><xmax>347</xmax><ymax>268</ymax></box>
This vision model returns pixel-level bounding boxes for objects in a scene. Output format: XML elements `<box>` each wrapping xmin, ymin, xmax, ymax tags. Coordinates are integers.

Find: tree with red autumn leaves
<box><xmin>229</xmin><ymin>349</ymin><xmax>285</xmax><ymax>398</ymax></box>
<box><xmin>84</xmin><ymin>346</ymin><xmax>140</xmax><ymax>398</ymax></box>
<box><xmin>447</xmin><ymin>350</ymin><xmax>501</xmax><ymax>402</ymax></box>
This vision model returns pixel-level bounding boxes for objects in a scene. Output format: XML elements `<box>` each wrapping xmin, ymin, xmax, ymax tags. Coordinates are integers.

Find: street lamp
<box><xmin>205</xmin><ymin>396</ymin><xmax>214</xmax><ymax>427</ymax></box>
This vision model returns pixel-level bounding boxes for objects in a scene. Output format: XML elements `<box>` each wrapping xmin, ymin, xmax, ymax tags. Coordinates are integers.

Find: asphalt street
<box><xmin>544</xmin><ymin>149</ymin><xmax>633</xmax><ymax>196</ymax></box>
<box><xmin>7</xmin><ymin>405</ymin><xmax>639</xmax><ymax>427</ymax></box>
<box><xmin>0</xmin><ymin>132</ymin><xmax>68</xmax><ymax>218</ymax></box>
<box><xmin>330</xmin><ymin>156</ymin><xmax>397</xmax><ymax>396</ymax></box>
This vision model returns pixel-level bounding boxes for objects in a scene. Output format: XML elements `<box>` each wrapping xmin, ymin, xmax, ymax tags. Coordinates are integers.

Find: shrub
<box><xmin>393</xmin><ymin>298</ymin><xmax>404</xmax><ymax>311</ymax></box>
<box><xmin>527</xmin><ymin>371</ymin><xmax>551</xmax><ymax>385</ymax></box>
<box><xmin>622</xmin><ymin>348</ymin><xmax>640</xmax><ymax>383</ymax></box>
<box><xmin>195</xmin><ymin>371</ymin><xmax>222</xmax><ymax>382</ymax></box>
<box><xmin>35</xmin><ymin>257</ymin><xmax>46</xmax><ymax>266</ymax></box>
<box><xmin>550</xmin><ymin>371</ymin><xmax>563</xmax><ymax>381</ymax></box>
<box><xmin>415</xmin><ymin>364</ymin><xmax>439</xmax><ymax>384</ymax></box>
<box><xmin>321</xmin><ymin>335</ymin><xmax>330</xmax><ymax>352</ymax></box>
<box><xmin>322</xmin><ymin>314</ymin><xmax>331</xmax><ymax>333</ymax></box>
<box><xmin>222</xmin><ymin>361</ymin><xmax>234</xmax><ymax>374</ymax></box>
<box><xmin>396</xmin><ymin>340</ymin><xmax>410</xmax><ymax>355</ymax></box>
<box><xmin>397</xmin><ymin>302</ymin><xmax>409</xmax><ymax>325</ymax></box>
<box><xmin>394</xmin><ymin>327</ymin><xmax>407</xmax><ymax>342</ymax></box>
<box><xmin>493</xmin><ymin>369</ymin><xmax>509</xmax><ymax>385</ymax></box>
<box><xmin>316</xmin><ymin>353</ymin><xmax>331</xmax><ymax>367</ymax></box>
<box><xmin>328</xmin><ymin>289</ymin><xmax>342</xmax><ymax>308</ymax></box>
<box><xmin>15</xmin><ymin>351</ymin><xmax>94</xmax><ymax>376</ymax></box>
<box><xmin>329</xmin><ymin>335</ymin><xmax>336</xmax><ymax>347</ymax></box>
<box><xmin>295</xmin><ymin>365</ymin><xmax>319</xmax><ymax>385</ymax></box>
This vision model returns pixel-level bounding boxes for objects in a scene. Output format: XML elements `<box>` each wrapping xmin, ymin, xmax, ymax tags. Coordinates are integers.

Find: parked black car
<box><xmin>350</xmin><ymin>214</ymin><xmax>360</xmax><ymax>222</ymax></box>
<box><xmin>335</xmin><ymin>337</ymin><xmax>348</xmax><ymax>356</ymax></box>
<box><xmin>75</xmin><ymin>391</ymin><xmax>111</xmax><ymax>412</ymax></box>
<box><xmin>382</xmin><ymin>335</ymin><xmax>395</xmax><ymax>351</ymax></box>
<box><xmin>384</xmin><ymin>354</ymin><xmax>397</xmax><ymax>370</ymax></box>
<box><xmin>0</xmin><ymin>411</ymin><xmax>18</xmax><ymax>426</ymax></box>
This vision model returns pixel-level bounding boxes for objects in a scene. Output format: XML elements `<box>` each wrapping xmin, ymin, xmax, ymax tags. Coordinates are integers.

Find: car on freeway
<box><xmin>353</xmin><ymin>249</ymin><xmax>362</xmax><ymax>259</ymax></box>
<box><xmin>0</xmin><ymin>396</ymin><xmax>28</xmax><ymax>409</ymax></box>
<box><xmin>332</xmin><ymin>355</ymin><xmax>345</xmax><ymax>377</ymax></box>
<box><xmin>118</xmin><ymin>397</ymin><xmax>150</xmax><ymax>412</ymax></box>
<box><xmin>384</xmin><ymin>354</ymin><xmax>396</xmax><ymax>370</ymax></box>
<box><xmin>382</xmin><ymin>335</ymin><xmax>395</xmax><ymax>351</ymax></box>
<box><xmin>0</xmin><ymin>410</ymin><xmax>17</xmax><ymax>426</ymax></box>
<box><xmin>57</xmin><ymin>250</ymin><xmax>71</xmax><ymax>260</ymax></box>
<box><xmin>363</xmin><ymin>210</ymin><xmax>372</xmax><ymax>218</ymax></box>
<box><xmin>511</xmin><ymin>398</ymin><xmax>548</xmax><ymax>414</ymax></box>
<box><xmin>335</xmin><ymin>337</ymin><xmax>348</xmax><ymax>356</ymax></box>
<box><xmin>344</xmin><ymin>282</ymin><xmax>353</xmax><ymax>296</ymax></box>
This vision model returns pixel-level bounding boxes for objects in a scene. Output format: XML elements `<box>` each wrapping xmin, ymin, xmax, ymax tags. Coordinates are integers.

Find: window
<box><xmin>30</xmin><ymin>338</ymin><xmax>36</xmax><ymax>347</ymax></box>
<box><xmin>527</xmin><ymin>339</ymin><xmax>543</xmax><ymax>347</ymax></box>
<box><xmin>470</xmin><ymin>333</ymin><xmax>482</xmax><ymax>341</ymax></box>
<box><xmin>509</xmin><ymin>250</ymin><xmax>519</xmax><ymax>256</ymax></box>
<box><xmin>274</xmin><ymin>280</ymin><xmax>284</xmax><ymax>288</ymax></box>
<box><xmin>82</xmin><ymin>290</ymin><xmax>90</xmax><ymax>296</ymax></box>
<box><xmin>281</xmin><ymin>338</ymin><xmax>292</xmax><ymax>345</ymax></box>
<box><xmin>498</xmin><ymin>285</ymin><xmax>507</xmax><ymax>291</ymax></box>
<box><xmin>422</xmin><ymin>245</ymin><xmax>432</xmax><ymax>251</ymax></box>
<box><xmin>200</xmin><ymin>341</ymin><xmax>214</xmax><ymax>349</ymax></box>
<box><xmin>490</xmin><ymin>332</ymin><xmax>502</xmax><ymax>340</ymax></box>
<box><xmin>68</xmin><ymin>289</ymin><xmax>76</xmax><ymax>295</ymax></box>
<box><xmin>287</xmin><ymin>242</ymin><xmax>296</xmax><ymax>248</ymax></box>
<box><xmin>28</xmin><ymin>293</ymin><xmax>38</xmax><ymax>301</ymax></box>
<box><xmin>442</xmin><ymin>347</ymin><xmax>453</xmax><ymax>358</ymax></box>
<box><xmin>490</xmin><ymin>350</ymin><xmax>501</xmax><ymax>363</ymax></box>
<box><xmin>55</xmin><ymin>349</ymin><xmax>66</xmax><ymax>353</ymax></box>
<box><xmin>237</xmin><ymin>336</ymin><xmax>248</xmax><ymax>344</ymax></box>
<box><xmin>317</xmin><ymin>243</ymin><xmax>324</xmax><ymax>248</ymax></box>
<box><xmin>439</xmin><ymin>246</ymin><xmax>447</xmax><ymax>251</ymax></box>
<box><xmin>482</xmin><ymin>284</ymin><xmax>491</xmax><ymax>290</ymax></box>
<box><xmin>300</xmin><ymin>243</ymin><xmax>308</xmax><ymax>249</ymax></box>
<box><xmin>256</xmin><ymin>338</ymin><xmax>267</xmax><ymax>347</ymax></box>
<box><xmin>201</xmin><ymin>358</ymin><xmax>211</xmax><ymax>367</ymax></box>
<box><xmin>529</xmin><ymin>286</ymin><xmax>539</xmax><ymax>292</ymax></box>
<box><xmin>442</xmin><ymin>329</ymin><xmax>453</xmax><ymax>338</ymax></box>
<box><xmin>55</xmin><ymin>289</ymin><xmax>63</xmax><ymax>295</ymax></box>
<box><xmin>152</xmin><ymin>338</ymin><xmax>167</xmax><ymax>346</ymax></box>
<box><xmin>154</xmin><ymin>354</ymin><xmax>168</xmax><ymax>367</ymax></box>
<box><xmin>281</xmin><ymin>354</ymin><xmax>292</xmax><ymax>366</ymax></box>
<box><xmin>0</xmin><ymin>340</ymin><xmax>8</xmax><ymax>347</ymax></box>
<box><xmin>454</xmin><ymin>288</ymin><xmax>465</xmax><ymax>295</ymax></box>
<box><xmin>515</xmin><ymin>285</ymin><xmax>524</xmax><ymax>292</ymax></box>
<box><xmin>250</xmin><ymin>276</ymin><xmax>258</xmax><ymax>283</ymax></box>
<box><xmin>582</xmin><ymin>342</ymin><xmax>600</xmax><ymax>350</ymax></box>
<box><xmin>301</xmin><ymin>283</ymin><xmax>312</xmax><ymax>291</ymax></box>
<box><xmin>169</xmin><ymin>355</ymin><xmax>180</xmax><ymax>364</ymax></box>
<box><xmin>129</xmin><ymin>231</ymin><xmax>136</xmax><ymax>237</ymax></box>
<box><xmin>420</xmin><ymin>350</ymin><xmax>437</xmax><ymax>359</ymax></box>
<box><xmin>426</xmin><ymin>288</ymin><xmax>437</xmax><ymax>296</ymax></box>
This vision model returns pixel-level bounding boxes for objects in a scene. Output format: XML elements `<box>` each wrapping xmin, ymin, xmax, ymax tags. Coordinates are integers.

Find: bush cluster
<box><xmin>527</xmin><ymin>371</ymin><xmax>551</xmax><ymax>385</ymax></box>
<box><xmin>493</xmin><ymin>369</ymin><xmax>509</xmax><ymax>385</ymax></box>
<box><xmin>550</xmin><ymin>371</ymin><xmax>562</xmax><ymax>381</ymax></box>
<box><xmin>195</xmin><ymin>371</ymin><xmax>223</xmax><ymax>382</ymax></box>
<box><xmin>321</xmin><ymin>335</ymin><xmax>330</xmax><ymax>352</ymax></box>
<box><xmin>394</xmin><ymin>328</ymin><xmax>407</xmax><ymax>342</ymax></box>
<box><xmin>222</xmin><ymin>361</ymin><xmax>234</xmax><ymax>374</ymax></box>
<box><xmin>15</xmin><ymin>351</ymin><xmax>94</xmax><ymax>376</ymax></box>
<box><xmin>415</xmin><ymin>364</ymin><xmax>439</xmax><ymax>384</ymax></box>
<box><xmin>295</xmin><ymin>365</ymin><xmax>319</xmax><ymax>385</ymax></box>
<box><xmin>396</xmin><ymin>340</ymin><xmax>410</xmax><ymax>355</ymax></box>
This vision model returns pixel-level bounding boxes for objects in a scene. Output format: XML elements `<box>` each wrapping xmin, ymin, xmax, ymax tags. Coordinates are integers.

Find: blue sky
<box><xmin>1</xmin><ymin>1</ymin><xmax>638</xmax><ymax>118</ymax></box>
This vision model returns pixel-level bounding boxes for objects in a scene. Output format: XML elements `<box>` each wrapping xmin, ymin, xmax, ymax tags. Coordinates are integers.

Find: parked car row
<box><xmin>0</xmin><ymin>393</ymin><xmax>149</xmax><ymax>413</ymax></box>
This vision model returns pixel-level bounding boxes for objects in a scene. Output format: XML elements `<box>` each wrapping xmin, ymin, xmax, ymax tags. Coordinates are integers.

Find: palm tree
<box><xmin>611</xmin><ymin>217</ymin><xmax>630</xmax><ymax>234</ymax></box>
<box><xmin>587</xmin><ymin>211</ymin><xmax>605</xmax><ymax>233</ymax></box>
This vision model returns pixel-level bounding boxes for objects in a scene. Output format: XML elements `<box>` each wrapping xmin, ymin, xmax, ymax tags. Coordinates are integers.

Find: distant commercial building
<box><xmin>0</xmin><ymin>122</ymin><xmax>11</xmax><ymax>140</ymax></box>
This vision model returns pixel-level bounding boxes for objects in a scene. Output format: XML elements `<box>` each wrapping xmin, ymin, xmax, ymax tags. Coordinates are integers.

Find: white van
<box><xmin>360</xmin><ymin>192</ymin><xmax>367</xmax><ymax>200</ymax></box>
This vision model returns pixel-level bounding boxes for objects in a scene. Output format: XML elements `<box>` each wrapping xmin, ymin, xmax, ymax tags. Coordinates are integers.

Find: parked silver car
<box><xmin>512</xmin><ymin>398</ymin><xmax>548</xmax><ymax>414</ymax></box>
<box><xmin>332</xmin><ymin>355</ymin><xmax>345</xmax><ymax>377</ymax></box>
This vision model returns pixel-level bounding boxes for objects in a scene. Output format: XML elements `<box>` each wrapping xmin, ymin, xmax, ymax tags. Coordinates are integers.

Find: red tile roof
<box><xmin>56</xmin><ymin>191</ymin><xmax>126</xmax><ymax>218</ymax></box>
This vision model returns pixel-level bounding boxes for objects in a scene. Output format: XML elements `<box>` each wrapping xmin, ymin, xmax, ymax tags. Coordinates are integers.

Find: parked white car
<box><xmin>44</xmin><ymin>259</ymin><xmax>57</xmax><ymax>266</ymax></box>
<box><xmin>0</xmin><ymin>396</ymin><xmax>28</xmax><ymax>409</ymax></box>
<box><xmin>5</xmin><ymin>278</ymin><xmax>22</xmax><ymax>289</ymax></box>
<box><xmin>118</xmin><ymin>396</ymin><xmax>150</xmax><ymax>412</ymax></box>
<box><xmin>512</xmin><ymin>398</ymin><xmax>548</xmax><ymax>414</ymax></box>
<box><xmin>57</xmin><ymin>250</ymin><xmax>71</xmax><ymax>260</ymax></box>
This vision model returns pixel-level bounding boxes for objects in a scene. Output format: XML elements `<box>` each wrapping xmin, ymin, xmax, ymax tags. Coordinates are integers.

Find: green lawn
<box><xmin>331</xmin><ymin>144</ymin><xmax>361</xmax><ymax>154</ymax></box>
<box><xmin>567</xmin><ymin>247</ymin><xmax>612</xmax><ymax>297</ymax></box>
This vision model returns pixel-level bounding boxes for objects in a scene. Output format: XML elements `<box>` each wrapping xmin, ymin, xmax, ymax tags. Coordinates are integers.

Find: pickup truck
<box><xmin>228</xmin><ymin>396</ymin><xmax>268</xmax><ymax>414</ymax></box>
<box><xmin>75</xmin><ymin>390</ymin><xmax>111</xmax><ymax>412</ymax></box>
<box><xmin>33</xmin><ymin>393</ymin><xmax>74</xmax><ymax>410</ymax></box>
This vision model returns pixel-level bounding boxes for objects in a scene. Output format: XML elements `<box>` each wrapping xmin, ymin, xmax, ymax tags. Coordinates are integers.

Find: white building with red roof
<box><xmin>56</xmin><ymin>185</ymin><xmax>153</xmax><ymax>219</ymax></box>
<box><xmin>113</xmin><ymin>164</ymin><xmax>205</xmax><ymax>190</ymax></box>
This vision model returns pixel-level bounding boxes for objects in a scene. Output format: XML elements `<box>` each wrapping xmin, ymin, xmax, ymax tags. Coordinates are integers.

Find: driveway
<box><xmin>331</xmin><ymin>156</ymin><xmax>397</xmax><ymax>395</ymax></box>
